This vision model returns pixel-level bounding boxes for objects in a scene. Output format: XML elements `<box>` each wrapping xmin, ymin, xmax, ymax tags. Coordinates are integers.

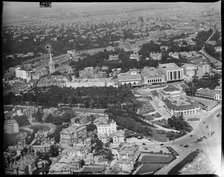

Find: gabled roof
<box><xmin>196</xmin><ymin>88</ymin><xmax>219</xmax><ymax>97</ymax></box>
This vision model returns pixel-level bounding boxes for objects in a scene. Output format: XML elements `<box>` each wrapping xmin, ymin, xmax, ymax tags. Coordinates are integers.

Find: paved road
<box><xmin>155</xmin><ymin>104</ymin><xmax>221</xmax><ymax>175</ymax></box>
<box><xmin>200</xmin><ymin>48</ymin><xmax>221</xmax><ymax>65</ymax></box>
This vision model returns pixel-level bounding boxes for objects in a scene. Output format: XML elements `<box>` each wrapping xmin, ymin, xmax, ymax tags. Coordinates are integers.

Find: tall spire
<box><xmin>47</xmin><ymin>45</ymin><xmax>55</xmax><ymax>74</ymax></box>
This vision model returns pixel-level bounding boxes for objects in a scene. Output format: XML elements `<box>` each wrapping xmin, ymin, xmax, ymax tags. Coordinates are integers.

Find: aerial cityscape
<box><xmin>2</xmin><ymin>2</ymin><xmax>222</xmax><ymax>175</ymax></box>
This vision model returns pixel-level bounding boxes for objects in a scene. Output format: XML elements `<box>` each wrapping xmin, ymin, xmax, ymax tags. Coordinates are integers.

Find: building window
<box><xmin>178</xmin><ymin>71</ymin><xmax>181</xmax><ymax>79</ymax></box>
<box><xmin>170</xmin><ymin>72</ymin><xmax>172</xmax><ymax>80</ymax></box>
<box><xmin>174</xmin><ymin>71</ymin><xmax>177</xmax><ymax>80</ymax></box>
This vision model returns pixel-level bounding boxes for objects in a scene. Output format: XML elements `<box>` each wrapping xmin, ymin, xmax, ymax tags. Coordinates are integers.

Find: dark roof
<box><xmin>139</xmin><ymin>153</ymin><xmax>173</xmax><ymax>164</ymax></box>
<box><xmin>164</xmin><ymin>98</ymin><xmax>200</xmax><ymax>110</ymax></box>
<box><xmin>81</xmin><ymin>165</ymin><xmax>105</xmax><ymax>173</ymax></box>
<box><xmin>134</xmin><ymin>164</ymin><xmax>165</xmax><ymax>174</ymax></box>
<box><xmin>195</xmin><ymin>88</ymin><xmax>219</xmax><ymax>98</ymax></box>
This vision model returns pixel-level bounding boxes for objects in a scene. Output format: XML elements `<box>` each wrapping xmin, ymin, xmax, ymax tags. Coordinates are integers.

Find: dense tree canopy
<box><xmin>167</xmin><ymin>114</ymin><xmax>192</xmax><ymax>133</ymax></box>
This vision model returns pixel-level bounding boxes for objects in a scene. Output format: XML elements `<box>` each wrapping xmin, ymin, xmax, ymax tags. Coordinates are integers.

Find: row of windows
<box><xmin>147</xmin><ymin>78</ymin><xmax>162</xmax><ymax>83</ymax></box>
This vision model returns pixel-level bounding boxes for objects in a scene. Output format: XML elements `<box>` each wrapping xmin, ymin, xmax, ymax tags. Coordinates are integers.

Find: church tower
<box><xmin>47</xmin><ymin>46</ymin><xmax>55</xmax><ymax>74</ymax></box>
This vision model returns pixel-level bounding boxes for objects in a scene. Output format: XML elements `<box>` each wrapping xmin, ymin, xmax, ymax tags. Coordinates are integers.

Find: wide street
<box><xmin>155</xmin><ymin>104</ymin><xmax>222</xmax><ymax>175</ymax></box>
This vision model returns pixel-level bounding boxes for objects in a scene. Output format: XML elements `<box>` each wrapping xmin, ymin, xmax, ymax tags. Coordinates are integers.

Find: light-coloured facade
<box><xmin>4</xmin><ymin>119</ymin><xmax>19</xmax><ymax>134</ymax></box>
<box><xmin>48</xmin><ymin>52</ymin><xmax>55</xmax><ymax>74</ymax></box>
<box><xmin>182</xmin><ymin>63</ymin><xmax>197</xmax><ymax>77</ymax></box>
<box><xmin>196</xmin><ymin>63</ymin><xmax>210</xmax><ymax>78</ymax></box>
<box><xmin>110</xmin><ymin>130</ymin><xmax>125</xmax><ymax>144</ymax></box>
<box><xmin>158</xmin><ymin>63</ymin><xmax>184</xmax><ymax>82</ymax></box>
<box><xmin>117</xmin><ymin>69</ymin><xmax>142</xmax><ymax>86</ymax></box>
<box><xmin>163</xmin><ymin>97</ymin><xmax>201</xmax><ymax>116</ymax></box>
<box><xmin>118</xmin><ymin>144</ymin><xmax>140</xmax><ymax>172</ymax></box>
<box><xmin>97</xmin><ymin>120</ymin><xmax>117</xmax><ymax>137</ymax></box>
<box><xmin>150</xmin><ymin>52</ymin><xmax>162</xmax><ymax>60</ymax></box>
<box><xmin>15</xmin><ymin>67</ymin><xmax>31</xmax><ymax>82</ymax></box>
<box><xmin>141</xmin><ymin>67</ymin><xmax>166</xmax><ymax>85</ymax></box>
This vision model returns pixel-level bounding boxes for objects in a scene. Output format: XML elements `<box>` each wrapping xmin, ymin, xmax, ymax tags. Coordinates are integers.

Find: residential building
<box><xmin>4</xmin><ymin>118</ymin><xmax>19</xmax><ymax>134</ymax></box>
<box><xmin>111</xmin><ymin>130</ymin><xmax>125</xmax><ymax>144</ymax></box>
<box><xmin>168</xmin><ymin>52</ymin><xmax>179</xmax><ymax>59</ymax></box>
<box><xmin>158</xmin><ymin>63</ymin><xmax>184</xmax><ymax>82</ymax></box>
<box><xmin>118</xmin><ymin>143</ymin><xmax>140</xmax><ymax>173</ymax></box>
<box><xmin>130</xmin><ymin>48</ymin><xmax>140</xmax><ymax>61</ymax></box>
<box><xmin>215</xmin><ymin>46</ymin><xmax>222</xmax><ymax>53</ymax></box>
<box><xmin>195</xmin><ymin>88</ymin><xmax>222</xmax><ymax>101</ymax></box>
<box><xmin>150</xmin><ymin>52</ymin><xmax>162</xmax><ymax>60</ymax></box>
<box><xmin>141</xmin><ymin>67</ymin><xmax>166</xmax><ymax>85</ymax></box>
<box><xmin>60</xmin><ymin>125</ymin><xmax>87</xmax><ymax>148</ymax></box>
<box><xmin>108</xmin><ymin>54</ymin><xmax>119</xmax><ymax>61</ymax></box>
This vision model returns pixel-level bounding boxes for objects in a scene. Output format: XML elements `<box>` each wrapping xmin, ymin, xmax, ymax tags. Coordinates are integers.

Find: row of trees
<box><xmin>167</xmin><ymin>114</ymin><xmax>193</xmax><ymax>133</ymax></box>
<box><xmin>204</xmin><ymin>44</ymin><xmax>221</xmax><ymax>60</ymax></box>
<box><xmin>168</xmin><ymin>149</ymin><xmax>200</xmax><ymax>175</ymax></box>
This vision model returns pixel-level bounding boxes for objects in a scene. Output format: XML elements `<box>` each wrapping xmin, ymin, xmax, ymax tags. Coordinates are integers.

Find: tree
<box><xmin>49</xmin><ymin>144</ymin><xmax>59</xmax><ymax>157</ymax></box>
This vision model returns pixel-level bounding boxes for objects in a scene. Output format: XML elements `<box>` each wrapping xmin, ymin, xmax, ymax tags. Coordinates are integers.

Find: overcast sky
<box><xmin>3</xmin><ymin>1</ymin><xmax>221</xmax><ymax>23</ymax></box>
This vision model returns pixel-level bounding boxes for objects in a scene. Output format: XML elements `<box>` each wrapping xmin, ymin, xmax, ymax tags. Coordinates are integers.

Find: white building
<box><xmin>158</xmin><ymin>63</ymin><xmax>184</xmax><ymax>82</ymax></box>
<box><xmin>196</xmin><ymin>62</ymin><xmax>210</xmax><ymax>78</ymax></box>
<box><xmin>96</xmin><ymin>119</ymin><xmax>117</xmax><ymax>137</ymax></box>
<box><xmin>15</xmin><ymin>67</ymin><xmax>31</xmax><ymax>82</ymax></box>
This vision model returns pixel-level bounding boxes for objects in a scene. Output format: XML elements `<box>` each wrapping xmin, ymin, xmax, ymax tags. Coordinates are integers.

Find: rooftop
<box><xmin>196</xmin><ymin>88</ymin><xmax>220</xmax><ymax>98</ymax></box>
<box><xmin>164</xmin><ymin>97</ymin><xmax>200</xmax><ymax>110</ymax></box>
<box><xmin>158</xmin><ymin>63</ymin><xmax>180</xmax><ymax>70</ymax></box>
<box><xmin>141</xmin><ymin>67</ymin><xmax>164</xmax><ymax>77</ymax></box>
<box><xmin>117</xmin><ymin>72</ymin><xmax>142</xmax><ymax>82</ymax></box>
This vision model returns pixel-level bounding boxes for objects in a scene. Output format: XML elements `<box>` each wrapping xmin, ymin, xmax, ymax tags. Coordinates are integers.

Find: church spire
<box><xmin>47</xmin><ymin>45</ymin><xmax>55</xmax><ymax>74</ymax></box>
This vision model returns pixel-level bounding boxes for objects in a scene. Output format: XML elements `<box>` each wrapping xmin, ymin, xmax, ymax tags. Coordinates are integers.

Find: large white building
<box><xmin>158</xmin><ymin>63</ymin><xmax>184</xmax><ymax>82</ymax></box>
<box><xmin>15</xmin><ymin>67</ymin><xmax>31</xmax><ymax>82</ymax></box>
<box><xmin>96</xmin><ymin>119</ymin><xmax>117</xmax><ymax>137</ymax></box>
<box><xmin>182</xmin><ymin>63</ymin><xmax>197</xmax><ymax>77</ymax></box>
